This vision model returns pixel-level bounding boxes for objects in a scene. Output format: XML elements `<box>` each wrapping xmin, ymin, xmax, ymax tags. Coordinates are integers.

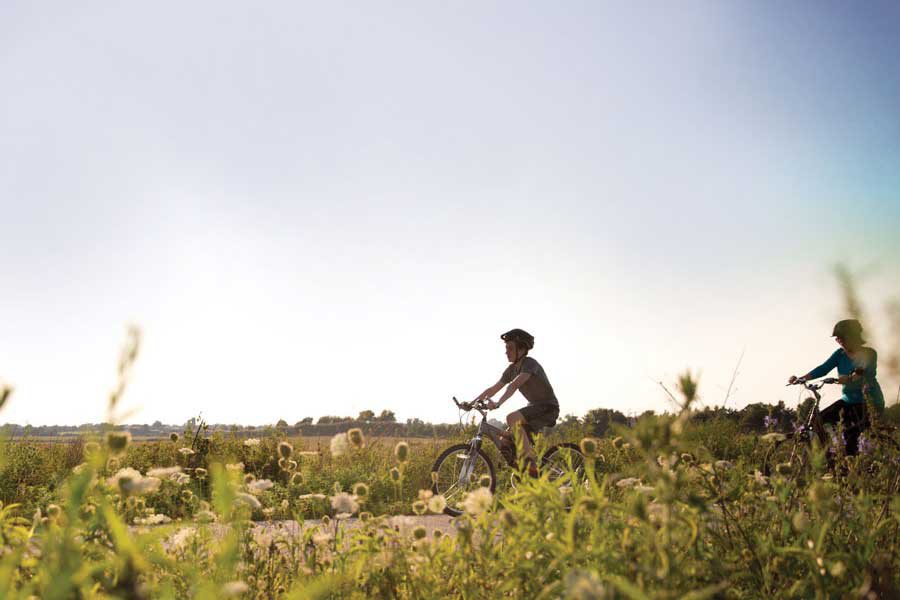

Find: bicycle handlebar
<box><xmin>452</xmin><ymin>396</ymin><xmax>490</xmax><ymax>412</ymax></box>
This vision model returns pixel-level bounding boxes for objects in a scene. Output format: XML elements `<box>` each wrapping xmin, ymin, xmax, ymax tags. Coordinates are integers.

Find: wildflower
<box><xmin>194</xmin><ymin>467</ymin><xmax>208</xmax><ymax>479</ymax></box>
<box><xmin>247</xmin><ymin>479</ymin><xmax>274</xmax><ymax>495</ymax></box>
<box><xmin>763</xmin><ymin>415</ymin><xmax>776</xmax><ymax>430</ymax></box>
<box><xmin>389</xmin><ymin>467</ymin><xmax>401</xmax><ymax>483</ymax></box>
<box><xmin>135</xmin><ymin>514</ymin><xmax>172</xmax><ymax>526</ymax></box>
<box><xmin>412</xmin><ymin>500</ymin><xmax>427</xmax><ymax>515</ymax></box>
<box><xmin>352</xmin><ymin>482</ymin><xmax>369</xmax><ymax>498</ymax></box>
<box><xmin>427</xmin><ymin>495</ymin><xmax>447</xmax><ymax>514</ymax></box>
<box><xmin>106</xmin><ymin>431</ymin><xmax>132</xmax><ymax>455</ymax></box>
<box><xmin>331</xmin><ymin>492</ymin><xmax>359</xmax><ymax>515</ymax></box>
<box><xmin>278</xmin><ymin>441</ymin><xmax>293</xmax><ymax>460</ymax></box>
<box><xmin>478</xmin><ymin>474</ymin><xmax>492</xmax><ymax>488</ymax></box>
<box><xmin>433</xmin><ymin>529</ymin><xmax>443</xmax><ymax>539</ymax></box>
<box><xmin>412</xmin><ymin>526</ymin><xmax>427</xmax><ymax>540</ymax></box>
<box><xmin>226</xmin><ymin>462</ymin><xmax>244</xmax><ymax>472</ymax></box>
<box><xmin>761</xmin><ymin>432</ymin><xmax>786</xmax><ymax>443</ymax></box>
<box><xmin>280</xmin><ymin>499</ymin><xmax>289</xmax><ymax>511</ymax></box>
<box><xmin>170</xmin><ymin>527</ymin><xmax>196</xmax><ymax>550</ymax></box>
<box><xmin>83</xmin><ymin>441</ymin><xmax>101</xmax><ymax>459</ymax></box>
<box><xmin>107</xmin><ymin>468</ymin><xmax>161</xmax><ymax>496</ymax></box>
<box><xmin>394</xmin><ymin>441</ymin><xmax>410</xmax><ymax>463</ymax></box>
<box><xmin>714</xmin><ymin>460</ymin><xmax>733</xmax><ymax>470</ymax></box>
<box><xmin>221</xmin><ymin>581</ymin><xmax>249</xmax><ymax>597</ymax></box>
<box><xmin>462</xmin><ymin>487</ymin><xmax>493</xmax><ymax>515</ymax></box>
<box><xmin>857</xmin><ymin>434</ymin><xmax>873</xmax><ymax>455</ymax></box>
<box><xmin>321</xmin><ymin>515</ymin><xmax>331</xmax><ymax>527</ymax></box>
<box><xmin>829</xmin><ymin>561</ymin><xmax>846</xmax><ymax>577</ymax></box>
<box><xmin>418</xmin><ymin>489</ymin><xmax>433</xmax><ymax>501</ymax></box>
<box><xmin>579</xmin><ymin>438</ymin><xmax>599</xmax><ymax>457</ymax></box>
<box><xmin>680</xmin><ymin>452</ymin><xmax>695</xmax><ymax>463</ymax></box>
<box><xmin>564</xmin><ymin>569</ymin><xmax>607</xmax><ymax>600</ymax></box>
<box><xmin>178</xmin><ymin>447</ymin><xmax>195</xmax><ymax>456</ymax></box>
<box><xmin>243</xmin><ymin>438</ymin><xmax>261</xmax><ymax>447</ymax></box>
<box><xmin>611</xmin><ymin>436</ymin><xmax>624</xmax><ymax>449</ymax></box>
<box><xmin>234</xmin><ymin>492</ymin><xmax>262</xmax><ymax>509</ymax></box>
<box><xmin>330</xmin><ymin>433</ymin><xmax>349</xmax><ymax>457</ymax></box>
<box><xmin>195</xmin><ymin>510</ymin><xmax>216</xmax><ymax>523</ymax></box>
<box><xmin>347</xmin><ymin>428</ymin><xmax>365</xmax><ymax>449</ymax></box>
<box><xmin>147</xmin><ymin>466</ymin><xmax>182</xmax><ymax>478</ymax></box>
<box><xmin>312</xmin><ymin>530</ymin><xmax>332</xmax><ymax>545</ymax></box>
<box><xmin>430</xmin><ymin>471</ymin><xmax>439</xmax><ymax>485</ymax></box>
<box><xmin>615</xmin><ymin>477</ymin><xmax>641</xmax><ymax>489</ymax></box>
<box><xmin>298</xmin><ymin>493</ymin><xmax>327</xmax><ymax>500</ymax></box>
<box><xmin>169</xmin><ymin>432</ymin><xmax>179</xmax><ymax>443</ymax></box>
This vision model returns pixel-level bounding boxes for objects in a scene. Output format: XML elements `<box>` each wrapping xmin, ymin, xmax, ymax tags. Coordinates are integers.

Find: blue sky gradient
<box><xmin>1</xmin><ymin>2</ymin><xmax>898</xmax><ymax>425</ymax></box>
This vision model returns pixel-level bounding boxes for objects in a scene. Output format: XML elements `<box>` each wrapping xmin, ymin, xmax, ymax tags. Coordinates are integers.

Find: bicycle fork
<box><xmin>458</xmin><ymin>437</ymin><xmax>483</xmax><ymax>487</ymax></box>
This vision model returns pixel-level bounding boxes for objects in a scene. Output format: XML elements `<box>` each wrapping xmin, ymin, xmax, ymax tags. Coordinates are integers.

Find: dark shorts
<box><xmin>518</xmin><ymin>403</ymin><xmax>560</xmax><ymax>432</ymax></box>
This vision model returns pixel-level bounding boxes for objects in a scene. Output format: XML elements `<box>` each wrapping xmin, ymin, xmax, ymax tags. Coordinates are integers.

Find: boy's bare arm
<box><xmin>474</xmin><ymin>379</ymin><xmax>506</xmax><ymax>402</ymax></box>
<box><xmin>487</xmin><ymin>373</ymin><xmax>531</xmax><ymax>409</ymax></box>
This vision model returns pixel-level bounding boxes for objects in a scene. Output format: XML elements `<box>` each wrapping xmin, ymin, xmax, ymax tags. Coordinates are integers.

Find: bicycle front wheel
<box><xmin>430</xmin><ymin>443</ymin><xmax>496</xmax><ymax>517</ymax></box>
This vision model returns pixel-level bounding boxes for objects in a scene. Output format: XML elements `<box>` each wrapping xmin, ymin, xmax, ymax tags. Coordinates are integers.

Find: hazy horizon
<box><xmin>2</xmin><ymin>1</ymin><xmax>899</xmax><ymax>426</ymax></box>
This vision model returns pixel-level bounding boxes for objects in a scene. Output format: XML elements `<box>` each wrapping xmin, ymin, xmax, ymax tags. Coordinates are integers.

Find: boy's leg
<box><xmin>506</xmin><ymin>411</ymin><xmax>535</xmax><ymax>462</ymax></box>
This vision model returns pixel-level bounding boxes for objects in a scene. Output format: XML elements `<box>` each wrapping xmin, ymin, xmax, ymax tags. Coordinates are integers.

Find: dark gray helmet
<box><xmin>501</xmin><ymin>329</ymin><xmax>534</xmax><ymax>350</ymax></box>
<box><xmin>832</xmin><ymin>319</ymin><xmax>865</xmax><ymax>344</ymax></box>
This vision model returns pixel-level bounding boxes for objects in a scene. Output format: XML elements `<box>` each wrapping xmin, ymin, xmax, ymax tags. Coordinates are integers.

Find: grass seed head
<box><xmin>612</xmin><ymin>436</ymin><xmax>624</xmax><ymax>450</ymax></box>
<box><xmin>389</xmin><ymin>467</ymin><xmax>401</xmax><ymax>483</ymax></box>
<box><xmin>169</xmin><ymin>432</ymin><xmax>179</xmax><ymax>443</ymax></box>
<box><xmin>394</xmin><ymin>441</ymin><xmax>410</xmax><ymax>463</ymax></box>
<box><xmin>347</xmin><ymin>428</ymin><xmax>365</xmax><ymax>449</ymax></box>
<box><xmin>83</xmin><ymin>441</ymin><xmax>101</xmax><ymax>459</ymax></box>
<box><xmin>352</xmin><ymin>482</ymin><xmax>369</xmax><ymax>498</ymax></box>
<box><xmin>278</xmin><ymin>441</ymin><xmax>293</xmax><ymax>460</ymax></box>
<box><xmin>579</xmin><ymin>438</ymin><xmax>599</xmax><ymax>457</ymax></box>
<box><xmin>427</xmin><ymin>495</ymin><xmax>447</xmax><ymax>514</ymax></box>
<box><xmin>412</xmin><ymin>526</ymin><xmax>427</xmax><ymax>540</ymax></box>
<box><xmin>290</xmin><ymin>472</ymin><xmax>303</xmax><ymax>486</ymax></box>
<box><xmin>106</xmin><ymin>431</ymin><xmax>131</xmax><ymax>455</ymax></box>
<box><xmin>412</xmin><ymin>500</ymin><xmax>427</xmax><ymax>515</ymax></box>
<box><xmin>479</xmin><ymin>474</ymin><xmax>492</xmax><ymax>488</ymax></box>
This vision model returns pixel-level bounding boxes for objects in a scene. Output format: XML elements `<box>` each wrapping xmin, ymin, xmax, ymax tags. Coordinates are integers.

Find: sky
<box><xmin>1</xmin><ymin>1</ymin><xmax>899</xmax><ymax>426</ymax></box>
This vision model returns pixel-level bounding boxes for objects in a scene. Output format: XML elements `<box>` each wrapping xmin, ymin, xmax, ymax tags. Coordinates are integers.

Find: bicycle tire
<box><xmin>541</xmin><ymin>443</ymin><xmax>588</xmax><ymax>488</ymax></box>
<box><xmin>430</xmin><ymin>443</ymin><xmax>496</xmax><ymax>517</ymax></box>
<box><xmin>761</xmin><ymin>435</ymin><xmax>810</xmax><ymax>481</ymax></box>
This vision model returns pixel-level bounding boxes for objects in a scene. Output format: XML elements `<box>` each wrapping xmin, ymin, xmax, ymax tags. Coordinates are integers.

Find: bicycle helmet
<box><xmin>501</xmin><ymin>328</ymin><xmax>534</xmax><ymax>350</ymax></box>
<box><xmin>832</xmin><ymin>319</ymin><xmax>866</xmax><ymax>344</ymax></box>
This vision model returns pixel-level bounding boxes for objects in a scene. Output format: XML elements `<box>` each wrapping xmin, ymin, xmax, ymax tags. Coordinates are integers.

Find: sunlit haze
<box><xmin>2</xmin><ymin>2</ymin><xmax>899</xmax><ymax>426</ymax></box>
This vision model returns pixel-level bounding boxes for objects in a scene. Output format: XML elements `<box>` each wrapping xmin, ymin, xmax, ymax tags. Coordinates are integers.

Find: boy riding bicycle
<box><xmin>473</xmin><ymin>329</ymin><xmax>559</xmax><ymax>477</ymax></box>
<box><xmin>788</xmin><ymin>319</ymin><xmax>885</xmax><ymax>455</ymax></box>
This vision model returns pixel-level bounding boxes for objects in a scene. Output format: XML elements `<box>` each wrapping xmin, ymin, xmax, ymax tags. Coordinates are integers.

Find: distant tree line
<box><xmin>4</xmin><ymin>401</ymin><xmax>898</xmax><ymax>440</ymax></box>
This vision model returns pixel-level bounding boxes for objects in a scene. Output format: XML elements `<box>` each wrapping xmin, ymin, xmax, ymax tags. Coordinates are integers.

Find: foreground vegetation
<box><xmin>0</xmin><ymin>388</ymin><xmax>897</xmax><ymax>598</ymax></box>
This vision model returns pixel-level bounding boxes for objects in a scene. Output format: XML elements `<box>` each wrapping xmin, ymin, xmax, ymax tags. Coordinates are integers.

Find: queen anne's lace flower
<box><xmin>462</xmin><ymin>487</ymin><xmax>493</xmax><ymax>515</ymax></box>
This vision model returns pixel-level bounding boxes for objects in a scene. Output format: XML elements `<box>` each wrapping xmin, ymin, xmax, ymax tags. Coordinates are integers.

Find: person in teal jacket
<box><xmin>789</xmin><ymin>319</ymin><xmax>885</xmax><ymax>455</ymax></box>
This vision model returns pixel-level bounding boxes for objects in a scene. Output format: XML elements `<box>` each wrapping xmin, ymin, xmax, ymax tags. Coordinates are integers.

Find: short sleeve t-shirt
<box><xmin>501</xmin><ymin>356</ymin><xmax>558</xmax><ymax>407</ymax></box>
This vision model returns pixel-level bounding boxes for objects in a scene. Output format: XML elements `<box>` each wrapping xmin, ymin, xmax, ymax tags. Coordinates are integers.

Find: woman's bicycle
<box><xmin>430</xmin><ymin>397</ymin><xmax>587</xmax><ymax>517</ymax></box>
<box><xmin>762</xmin><ymin>376</ymin><xmax>899</xmax><ymax>480</ymax></box>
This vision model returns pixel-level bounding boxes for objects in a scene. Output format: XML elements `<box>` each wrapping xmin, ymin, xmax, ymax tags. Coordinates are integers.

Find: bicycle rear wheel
<box><xmin>541</xmin><ymin>443</ymin><xmax>587</xmax><ymax>491</ymax></box>
<box><xmin>430</xmin><ymin>443</ymin><xmax>496</xmax><ymax>517</ymax></box>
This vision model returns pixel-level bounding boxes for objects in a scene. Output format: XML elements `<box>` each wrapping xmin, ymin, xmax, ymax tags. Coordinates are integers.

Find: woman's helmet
<box><xmin>832</xmin><ymin>319</ymin><xmax>866</xmax><ymax>344</ymax></box>
<box><xmin>501</xmin><ymin>329</ymin><xmax>534</xmax><ymax>350</ymax></box>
